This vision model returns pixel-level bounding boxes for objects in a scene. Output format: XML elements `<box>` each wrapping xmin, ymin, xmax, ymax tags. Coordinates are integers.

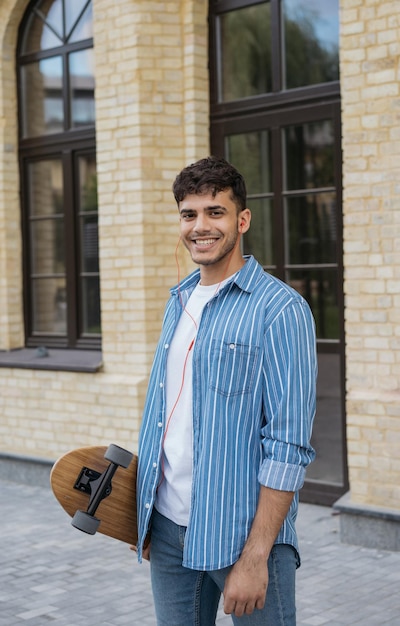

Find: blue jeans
<box><xmin>149</xmin><ymin>509</ymin><xmax>297</xmax><ymax>625</ymax></box>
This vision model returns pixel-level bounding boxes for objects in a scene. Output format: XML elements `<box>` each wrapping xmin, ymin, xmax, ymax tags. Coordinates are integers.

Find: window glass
<box><xmin>283</xmin><ymin>0</ymin><xmax>339</xmax><ymax>89</ymax></box>
<box><xmin>81</xmin><ymin>276</ymin><xmax>101</xmax><ymax>334</ymax></box>
<box><xmin>29</xmin><ymin>160</ymin><xmax>63</xmax><ymax>217</ymax></box>
<box><xmin>68</xmin><ymin>1</ymin><xmax>93</xmax><ymax>42</ymax></box>
<box><xmin>226</xmin><ymin>130</ymin><xmax>275</xmax><ymax>267</ymax></box>
<box><xmin>243</xmin><ymin>197</ymin><xmax>275</xmax><ymax>267</ymax></box>
<box><xmin>20</xmin><ymin>11</ymin><xmax>61</xmax><ymax>53</ymax></box>
<box><xmin>28</xmin><ymin>159</ymin><xmax>65</xmax><ymax>276</ymax></box>
<box><xmin>225</xmin><ymin>131</ymin><xmax>272</xmax><ymax>195</ymax></box>
<box><xmin>286</xmin><ymin>268</ymin><xmax>339</xmax><ymax>339</ymax></box>
<box><xmin>32</xmin><ymin>277</ymin><xmax>67</xmax><ymax>334</ymax></box>
<box><xmin>307</xmin><ymin>353</ymin><xmax>344</xmax><ymax>485</ymax></box>
<box><xmin>69</xmin><ymin>49</ymin><xmax>95</xmax><ymax>127</ymax></box>
<box><xmin>39</xmin><ymin>0</ymin><xmax>63</xmax><ymax>38</ymax></box>
<box><xmin>21</xmin><ymin>57</ymin><xmax>63</xmax><ymax>137</ymax></box>
<box><xmin>285</xmin><ymin>193</ymin><xmax>336</xmax><ymax>265</ymax></box>
<box><xmin>284</xmin><ymin>120</ymin><xmax>335</xmax><ymax>190</ymax></box>
<box><xmin>78</xmin><ymin>154</ymin><xmax>101</xmax><ymax>335</ymax></box>
<box><xmin>218</xmin><ymin>3</ymin><xmax>271</xmax><ymax>101</ymax></box>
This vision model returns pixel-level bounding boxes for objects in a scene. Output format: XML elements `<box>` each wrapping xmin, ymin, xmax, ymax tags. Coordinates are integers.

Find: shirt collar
<box><xmin>170</xmin><ymin>255</ymin><xmax>263</xmax><ymax>297</ymax></box>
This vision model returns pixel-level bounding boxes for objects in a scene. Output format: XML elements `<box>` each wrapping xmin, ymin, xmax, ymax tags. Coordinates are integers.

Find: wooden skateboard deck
<box><xmin>50</xmin><ymin>444</ymin><xmax>138</xmax><ymax>545</ymax></box>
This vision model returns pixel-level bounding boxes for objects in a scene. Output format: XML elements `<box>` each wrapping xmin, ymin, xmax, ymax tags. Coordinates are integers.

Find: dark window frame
<box><xmin>209</xmin><ymin>0</ymin><xmax>347</xmax><ymax>505</ymax></box>
<box><xmin>17</xmin><ymin>0</ymin><xmax>100</xmax><ymax>351</ymax></box>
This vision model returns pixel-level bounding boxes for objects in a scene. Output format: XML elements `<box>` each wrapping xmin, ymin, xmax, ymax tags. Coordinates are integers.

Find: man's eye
<box><xmin>181</xmin><ymin>213</ymin><xmax>195</xmax><ymax>220</ymax></box>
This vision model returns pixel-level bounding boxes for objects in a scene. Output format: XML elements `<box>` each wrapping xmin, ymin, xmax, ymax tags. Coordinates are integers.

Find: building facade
<box><xmin>0</xmin><ymin>0</ymin><xmax>399</xmax><ymax>548</ymax></box>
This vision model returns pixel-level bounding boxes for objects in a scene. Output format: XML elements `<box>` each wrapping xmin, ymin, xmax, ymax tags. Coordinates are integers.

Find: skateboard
<box><xmin>50</xmin><ymin>444</ymin><xmax>138</xmax><ymax>545</ymax></box>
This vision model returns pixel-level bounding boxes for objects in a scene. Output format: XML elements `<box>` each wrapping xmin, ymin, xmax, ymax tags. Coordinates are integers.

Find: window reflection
<box><xmin>32</xmin><ymin>277</ymin><xmax>67</xmax><ymax>334</ymax></box>
<box><xmin>70</xmin><ymin>49</ymin><xmax>96</xmax><ymax>127</ymax></box>
<box><xmin>226</xmin><ymin>131</ymin><xmax>272</xmax><ymax>195</ymax></box>
<box><xmin>243</xmin><ymin>197</ymin><xmax>275</xmax><ymax>267</ymax></box>
<box><xmin>285</xmin><ymin>193</ymin><xmax>336</xmax><ymax>265</ymax></box>
<box><xmin>78</xmin><ymin>154</ymin><xmax>101</xmax><ymax>335</ymax></box>
<box><xmin>28</xmin><ymin>159</ymin><xmax>66</xmax><ymax>335</ymax></box>
<box><xmin>20</xmin><ymin>10</ymin><xmax>60</xmax><ymax>53</ymax></box>
<box><xmin>69</xmin><ymin>1</ymin><xmax>93</xmax><ymax>42</ymax></box>
<box><xmin>284</xmin><ymin>120</ymin><xmax>335</xmax><ymax>190</ymax></box>
<box><xmin>218</xmin><ymin>3</ymin><xmax>271</xmax><ymax>101</ymax></box>
<box><xmin>21</xmin><ymin>57</ymin><xmax>63</xmax><ymax>137</ymax></box>
<box><xmin>226</xmin><ymin>131</ymin><xmax>275</xmax><ymax>266</ymax></box>
<box><xmin>283</xmin><ymin>0</ymin><xmax>339</xmax><ymax>89</ymax></box>
<box><xmin>20</xmin><ymin>0</ymin><xmax>92</xmax><ymax>53</ymax></box>
<box><xmin>308</xmin><ymin>353</ymin><xmax>344</xmax><ymax>484</ymax></box>
<box><xmin>287</xmin><ymin>269</ymin><xmax>339</xmax><ymax>339</ymax></box>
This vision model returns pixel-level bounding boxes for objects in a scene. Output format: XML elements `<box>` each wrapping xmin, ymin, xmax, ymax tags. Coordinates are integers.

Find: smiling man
<box><xmin>136</xmin><ymin>156</ymin><xmax>317</xmax><ymax>625</ymax></box>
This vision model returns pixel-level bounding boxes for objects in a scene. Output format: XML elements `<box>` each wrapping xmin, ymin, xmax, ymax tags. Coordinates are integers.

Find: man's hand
<box><xmin>223</xmin><ymin>552</ymin><xmax>268</xmax><ymax>617</ymax></box>
<box><xmin>223</xmin><ymin>486</ymin><xmax>294</xmax><ymax>617</ymax></box>
<box><xmin>129</xmin><ymin>541</ymin><xmax>151</xmax><ymax>561</ymax></box>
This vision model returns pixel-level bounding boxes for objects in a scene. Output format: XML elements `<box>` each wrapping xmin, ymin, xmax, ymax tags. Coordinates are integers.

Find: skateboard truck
<box><xmin>71</xmin><ymin>444</ymin><xmax>133</xmax><ymax>536</ymax></box>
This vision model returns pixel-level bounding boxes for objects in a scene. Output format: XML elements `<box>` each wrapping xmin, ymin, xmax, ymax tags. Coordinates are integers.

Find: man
<box><xmin>136</xmin><ymin>156</ymin><xmax>317</xmax><ymax>625</ymax></box>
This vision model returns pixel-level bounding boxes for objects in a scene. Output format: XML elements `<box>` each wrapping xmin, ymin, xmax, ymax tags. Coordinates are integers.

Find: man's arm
<box><xmin>223</xmin><ymin>485</ymin><xmax>294</xmax><ymax>617</ymax></box>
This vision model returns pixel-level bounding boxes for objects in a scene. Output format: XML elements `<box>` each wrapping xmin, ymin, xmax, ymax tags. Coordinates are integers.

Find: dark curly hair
<box><xmin>172</xmin><ymin>156</ymin><xmax>247</xmax><ymax>214</ymax></box>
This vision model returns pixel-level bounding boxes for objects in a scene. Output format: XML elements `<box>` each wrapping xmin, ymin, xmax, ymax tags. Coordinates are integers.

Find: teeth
<box><xmin>196</xmin><ymin>239</ymin><xmax>216</xmax><ymax>246</ymax></box>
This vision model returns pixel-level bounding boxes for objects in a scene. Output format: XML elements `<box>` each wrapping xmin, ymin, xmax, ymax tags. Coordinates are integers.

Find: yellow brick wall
<box><xmin>340</xmin><ymin>0</ymin><xmax>400</xmax><ymax>509</ymax></box>
<box><xmin>0</xmin><ymin>0</ymin><xmax>26</xmax><ymax>352</ymax></box>
<box><xmin>0</xmin><ymin>0</ymin><xmax>205</xmax><ymax>459</ymax></box>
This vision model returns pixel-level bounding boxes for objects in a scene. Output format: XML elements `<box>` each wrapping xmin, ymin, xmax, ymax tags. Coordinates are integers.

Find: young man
<box><xmin>136</xmin><ymin>156</ymin><xmax>317</xmax><ymax>625</ymax></box>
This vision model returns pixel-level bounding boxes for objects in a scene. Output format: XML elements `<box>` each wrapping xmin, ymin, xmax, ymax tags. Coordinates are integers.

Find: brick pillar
<box><xmin>335</xmin><ymin>0</ymin><xmax>400</xmax><ymax>550</ymax></box>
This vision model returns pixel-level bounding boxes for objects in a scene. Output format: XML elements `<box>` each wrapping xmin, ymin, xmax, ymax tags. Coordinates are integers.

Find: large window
<box><xmin>210</xmin><ymin>0</ymin><xmax>346</xmax><ymax>504</ymax></box>
<box><xmin>18</xmin><ymin>0</ymin><xmax>100</xmax><ymax>350</ymax></box>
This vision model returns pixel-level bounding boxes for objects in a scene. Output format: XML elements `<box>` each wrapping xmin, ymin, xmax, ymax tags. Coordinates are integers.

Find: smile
<box><xmin>194</xmin><ymin>238</ymin><xmax>218</xmax><ymax>247</ymax></box>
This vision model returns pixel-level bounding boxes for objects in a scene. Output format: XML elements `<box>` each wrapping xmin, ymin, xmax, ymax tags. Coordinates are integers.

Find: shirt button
<box><xmin>229</xmin><ymin>343</ymin><xmax>235</xmax><ymax>350</ymax></box>
<box><xmin>158</xmin><ymin>422</ymin><xmax>162</xmax><ymax>428</ymax></box>
<box><xmin>164</xmin><ymin>343</ymin><xmax>169</xmax><ymax>349</ymax></box>
<box><xmin>153</xmin><ymin>462</ymin><xmax>157</xmax><ymax>468</ymax></box>
<box><xmin>145</xmin><ymin>503</ymin><xmax>150</xmax><ymax>509</ymax></box>
<box><xmin>160</xmin><ymin>382</ymin><xmax>164</xmax><ymax>388</ymax></box>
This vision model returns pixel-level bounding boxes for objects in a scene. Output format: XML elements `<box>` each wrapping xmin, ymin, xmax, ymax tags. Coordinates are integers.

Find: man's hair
<box><xmin>172</xmin><ymin>156</ymin><xmax>247</xmax><ymax>213</ymax></box>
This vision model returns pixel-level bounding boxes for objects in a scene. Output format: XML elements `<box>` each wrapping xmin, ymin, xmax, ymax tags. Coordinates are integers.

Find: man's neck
<box><xmin>199</xmin><ymin>257</ymin><xmax>245</xmax><ymax>286</ymax></box>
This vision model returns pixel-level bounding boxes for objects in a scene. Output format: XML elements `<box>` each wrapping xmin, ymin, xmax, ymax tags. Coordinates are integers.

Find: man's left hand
<box><xmin>223</xmin><ymin>552</ymin><xmax>268</xmax><ymax>617</ymax></box>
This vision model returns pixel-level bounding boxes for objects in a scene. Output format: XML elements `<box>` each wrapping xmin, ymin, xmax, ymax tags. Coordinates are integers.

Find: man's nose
<box><xmin>194</xmin><ymin>213</ymin><xmax>210</xmax><ymax>232</ymax></box>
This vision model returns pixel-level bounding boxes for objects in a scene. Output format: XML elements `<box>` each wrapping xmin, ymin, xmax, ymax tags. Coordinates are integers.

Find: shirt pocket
<box><xmin>209</xmin><ymin>340</ymin><xmax>260</xmax><ymax>396</ymax></box>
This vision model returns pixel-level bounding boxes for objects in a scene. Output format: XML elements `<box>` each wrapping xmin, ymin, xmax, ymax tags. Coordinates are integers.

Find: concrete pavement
<box><xmin>1</xmin><ymin>479</ymin><xmax>399</xmax><ymax>625</ymax></box>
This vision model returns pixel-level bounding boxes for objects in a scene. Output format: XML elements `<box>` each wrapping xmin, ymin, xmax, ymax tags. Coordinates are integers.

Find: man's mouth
<box><xmin>194</xmin><ymin>238</ymin><xmax>218</xmax><ymax>247</ymax></box>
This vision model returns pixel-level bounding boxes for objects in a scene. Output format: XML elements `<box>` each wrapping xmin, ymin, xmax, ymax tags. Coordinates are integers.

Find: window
<box><xmin>18</xmin><ymin>0</ymin><xmax>100</xmax><ymax>350</ymax></box>
<box><xmin>210</xmin><ymin>0</ymin><xmax>346</xmax><ymax>505</ymax></box>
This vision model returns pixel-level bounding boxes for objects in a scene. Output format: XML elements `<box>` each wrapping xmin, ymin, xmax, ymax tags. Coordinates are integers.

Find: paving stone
<box><xmin>1</xmin><ymin>481</ymin><xmax>400</xmax><ymax>625</ymax></box>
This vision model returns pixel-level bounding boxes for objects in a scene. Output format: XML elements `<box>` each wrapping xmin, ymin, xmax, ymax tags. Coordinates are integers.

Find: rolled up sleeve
<box><xmin>259</xmin><ymin>299</ymin><xmax>317</xmax><ymax>492</ymax></box>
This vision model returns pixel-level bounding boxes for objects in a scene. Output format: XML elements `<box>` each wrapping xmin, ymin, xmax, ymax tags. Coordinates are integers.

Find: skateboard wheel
<box><xmin>72</xmin><ymin>510</ymin><xmax>101</xmax><ymax>535</ymax></box>
<box><xmin>104</xmin><ymin>444</ymin><xmax>133</xmax><ymax>468</ymax></box>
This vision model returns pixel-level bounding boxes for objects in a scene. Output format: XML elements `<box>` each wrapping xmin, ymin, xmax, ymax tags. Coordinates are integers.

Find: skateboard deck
<box><xmin>50</xmin><ymin>444</ymin><xmax>138</xmax><ymax>545</ymax></box>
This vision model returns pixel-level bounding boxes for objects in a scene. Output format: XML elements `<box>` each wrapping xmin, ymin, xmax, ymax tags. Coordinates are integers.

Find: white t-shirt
<box><xmin>155</xmin><ymin>279</ymin><xmax>230</xmax><ymax>525</ymax></box>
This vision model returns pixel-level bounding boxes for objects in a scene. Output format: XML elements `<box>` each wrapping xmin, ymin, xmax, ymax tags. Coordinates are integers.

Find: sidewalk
<box><xmin>1</xmin><ymin>479</ymin><xmax>399</xmax><ymax>625</ymax></box>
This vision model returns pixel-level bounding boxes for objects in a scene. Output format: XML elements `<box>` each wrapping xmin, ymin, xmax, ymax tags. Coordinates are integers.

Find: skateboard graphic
<box><xmin>50</xmin><ymin>444</ymin><xmax>138</xmax><ymax>545</ymax></box>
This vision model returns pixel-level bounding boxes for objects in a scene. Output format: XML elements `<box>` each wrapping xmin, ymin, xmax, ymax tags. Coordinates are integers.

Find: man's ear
<box><xmin>238</xmin><ymin>208</ymin><xmax>251</xmax><ymax>233</ymax></box>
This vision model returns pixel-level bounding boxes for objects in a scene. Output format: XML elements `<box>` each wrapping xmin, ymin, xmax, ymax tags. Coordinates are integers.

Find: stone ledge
<box><xmin>0</xmin><ymin>452</ymin><xmax>54</xmax><ymax>488</ymax></box>
<box><xmin>334</xmin><ymin>492</ymin><xmax>400</xmax><ymax>552</ymax></box>
<box><xmin>0</xmin><ymin>348</ymin><xmax>102</xmax><ymax>373</ymax></box>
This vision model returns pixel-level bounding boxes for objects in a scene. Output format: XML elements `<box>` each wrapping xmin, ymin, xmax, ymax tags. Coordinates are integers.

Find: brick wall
<box><xmin>340</xmin><ymin>0</ymin><xmax>400</xmax><ymax>509</ymax></box>
<box><xmin>0</xmin><ymin>0</ymin><xmax>206</xmax><ymax>459</ymax></box>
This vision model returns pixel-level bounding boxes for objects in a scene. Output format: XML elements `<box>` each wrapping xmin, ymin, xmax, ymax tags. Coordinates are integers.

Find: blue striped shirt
<box><xmin>137</xmin><ymin>255</ymin><xmax>316</xmax><ymax>570</ymax></box>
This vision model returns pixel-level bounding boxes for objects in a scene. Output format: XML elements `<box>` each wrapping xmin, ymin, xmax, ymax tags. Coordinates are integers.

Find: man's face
<box><xmin>178</xmin><ymin>190</ymin><xmax>250</xmax><ymax>275</ymax></box>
